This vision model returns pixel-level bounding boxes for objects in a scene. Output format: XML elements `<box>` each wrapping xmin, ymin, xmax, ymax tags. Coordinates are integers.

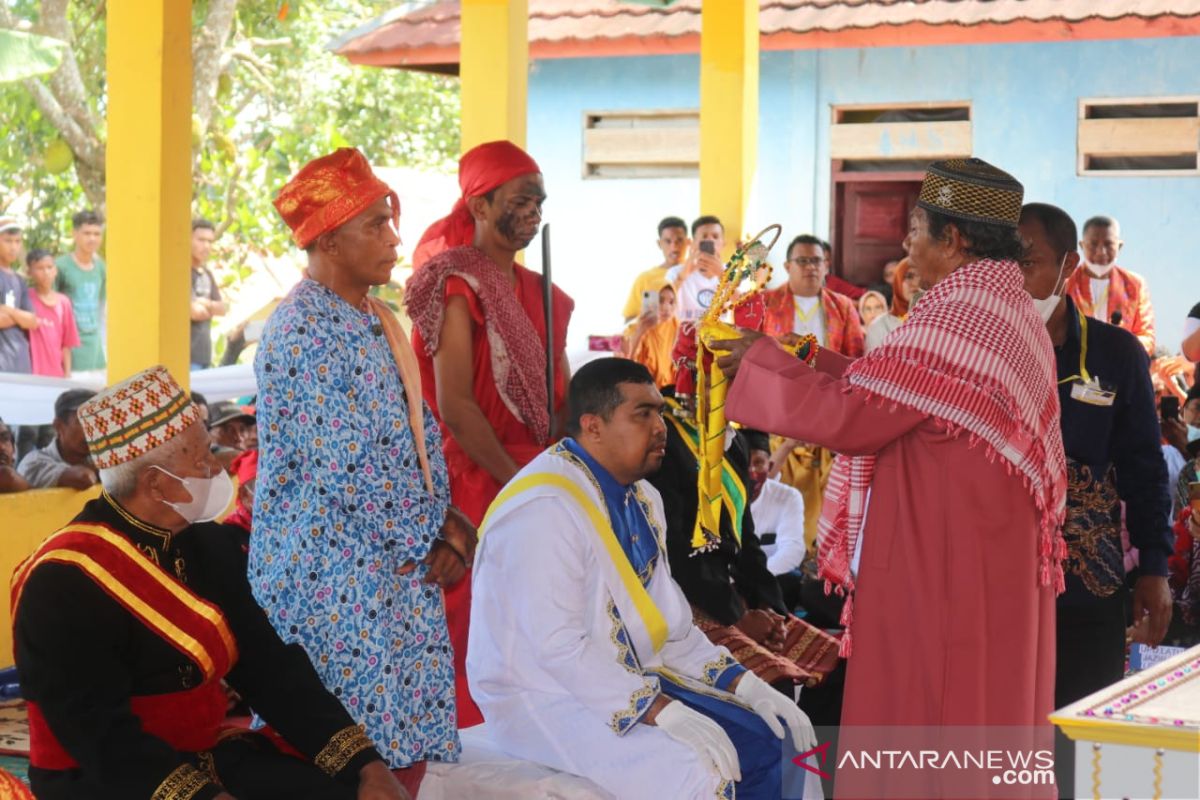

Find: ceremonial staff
<box><xmin>541</xmin><ymin>223</ymin><xmax>555</xmax><ymax>429</ymax></box>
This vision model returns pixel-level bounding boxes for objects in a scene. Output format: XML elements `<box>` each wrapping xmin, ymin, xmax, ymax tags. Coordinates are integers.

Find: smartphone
<box><xmin>587</xmin><ymin>334</ymin><xmax>624</xmax><ymax>352</ymax></box>
<box><xmin>1161</xmin><ymin>395</ymin><xmax>1181</xmax><ymax>423</ymax></box>
<box><xmin>641</xmin><ymin>290</ymin><xmax>659</xmax><ymax>316</ymax></box>
<box><xmin>698</xmin><ymin>240</ymin><xmax>716</xmax><ymax>256</ymax></box>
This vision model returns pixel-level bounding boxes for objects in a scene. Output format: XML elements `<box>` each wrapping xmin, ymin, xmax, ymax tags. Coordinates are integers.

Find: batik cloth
<box><xmin>251</xmin><ymin>278</ymin><xmax>460</xmax><ymax>767</ymax></box>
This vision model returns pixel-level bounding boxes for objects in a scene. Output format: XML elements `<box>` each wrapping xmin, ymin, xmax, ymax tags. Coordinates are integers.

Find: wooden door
<box><xmin>833</xmin><ymin>179</ymin><xmax>921</xmax><ymax>286</ymax></box>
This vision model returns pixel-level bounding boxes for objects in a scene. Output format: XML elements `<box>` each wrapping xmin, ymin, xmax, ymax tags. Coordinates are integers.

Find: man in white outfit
<box><xmin>468</xmin><ymin>358</ymin><xmax>814</xmax><ymax>800</ymax></box>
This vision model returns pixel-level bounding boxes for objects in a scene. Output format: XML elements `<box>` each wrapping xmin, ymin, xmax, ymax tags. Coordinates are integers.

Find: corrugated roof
<box><xmin>334</xmin><ymin>0</ymin><xmax>1200</xmax><ymax>64</ymax></box>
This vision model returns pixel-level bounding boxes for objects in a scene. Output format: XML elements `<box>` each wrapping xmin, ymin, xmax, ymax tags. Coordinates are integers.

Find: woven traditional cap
<box><xmin>79</xmin><ymin>366</ymin><xmax>201</xmax><ymax>470</ymax></box>
<box><xmin>916</xmin><ymin>158</ymin><xmax>1024</xmax><ymax>229</ymax></box>
<box><xmin>0</xmin><ymin>215</ymin><xmax>21</xmax><ymax>234</ymax></box>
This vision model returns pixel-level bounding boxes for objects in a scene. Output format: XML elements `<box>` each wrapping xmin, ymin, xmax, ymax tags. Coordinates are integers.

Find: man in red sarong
<box><xmin>406</xmin><ymin>140</ymin><xmax>574</xmax><ymax>727</ymax></box>
<box><xmin>710</xmin><ymin>158</ymin><xmax>1066</xmax><ymax>799</ymax></box>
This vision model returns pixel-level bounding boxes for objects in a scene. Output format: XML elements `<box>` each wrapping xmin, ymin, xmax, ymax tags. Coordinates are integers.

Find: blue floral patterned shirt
<box><xmin>250</xmin><ymin>278</ymin><xmax>460</xmax><ymax>766</ymax></box>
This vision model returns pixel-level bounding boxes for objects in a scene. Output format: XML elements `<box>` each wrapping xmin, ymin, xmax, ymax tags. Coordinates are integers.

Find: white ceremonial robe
<box><xmin>468</xmin><ymin>447</ymin><xmax>749</xmax><ymax>800</ymax></box>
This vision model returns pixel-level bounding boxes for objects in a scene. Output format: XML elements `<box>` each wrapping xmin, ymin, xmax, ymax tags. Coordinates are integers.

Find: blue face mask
<box><xmin>1188</xmin><ymin>425</ymin><xmax>1200</xmax><ymax>444</ymax></box>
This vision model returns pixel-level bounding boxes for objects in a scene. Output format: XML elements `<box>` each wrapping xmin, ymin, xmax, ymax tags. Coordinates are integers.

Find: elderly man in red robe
<box><xmin>711</xmin><ymin>159</ymin><xmax>1066</xmax><ymax>798</ymax></box>
<box><xmin>406</xmin><ymin>140</ymin><xmax>574</xmax><ymax>727</ymax></box>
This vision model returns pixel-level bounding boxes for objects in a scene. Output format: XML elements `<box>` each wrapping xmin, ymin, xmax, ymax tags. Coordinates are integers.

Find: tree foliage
<box><xmin>0</xmin><ymin>0</ymin><xmax>460</xmax><ymax>269</ymax></box>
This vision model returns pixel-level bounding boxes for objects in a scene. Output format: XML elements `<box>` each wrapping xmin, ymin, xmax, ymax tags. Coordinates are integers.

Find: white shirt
<box><xmin>665</xmin><ymin>265</ymin><xmax>720</xmax><ymax>323</ymax></box>
<box><xmin>792</xmin><ymin>294</ymin><xmax>826</xmax><ymax>345</ymax></box>
<box><xmin>750</xmin><ymin>478</ymin><xmax>807</xmax><ymax>575</ymax></box>
<box><xmin>1090</xmin><ymin>276</ymin><xmax>1110</xmax><ymax>317</ymax></box>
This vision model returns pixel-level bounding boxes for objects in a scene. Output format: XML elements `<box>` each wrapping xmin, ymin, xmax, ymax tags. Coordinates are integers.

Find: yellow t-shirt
<box><xmin>622</xmin><ymin>265</ymin><xmax>672</xmax><ymax>321</ymax></box>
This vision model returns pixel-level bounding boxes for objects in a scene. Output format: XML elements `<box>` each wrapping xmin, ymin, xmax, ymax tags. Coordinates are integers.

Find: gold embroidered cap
<box><xmin>79</xmin><ymin>366</ymin><xmax>201</xmax><ymax>470</ymax></box>
<box><xmin>916</xmin><ymin>158</ymin><xmax>1024</xmax><ymax>229</ymax></box>
<box><xmin>274</xmin><ymin>148</ymin><xmax>399</xmax><ymax>249</ymax></box>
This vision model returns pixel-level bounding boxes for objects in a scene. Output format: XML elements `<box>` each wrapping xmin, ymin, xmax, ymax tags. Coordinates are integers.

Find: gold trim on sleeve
<box><xmin>151</xmin><ymin>763</ymin><xmax>212</xmax><ymax>800</ymax></box>
<box><xmin>315</xmin><ymin>724</ymin><xmax>376</xmax><ymax>776</ymax></box>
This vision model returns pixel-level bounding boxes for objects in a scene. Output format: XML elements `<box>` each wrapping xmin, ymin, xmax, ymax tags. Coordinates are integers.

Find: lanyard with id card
<box><xmin>1059</xmin><ymin>313</ymin><xmax>1116</xmax><ymax>407</ymax></box>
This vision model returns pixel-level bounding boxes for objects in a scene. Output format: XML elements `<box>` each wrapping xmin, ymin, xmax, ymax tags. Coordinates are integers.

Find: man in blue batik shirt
<box><xmin>252</xmin><ymin>149</ymin><xmax>475</xmax><ymax>792</ymax></box>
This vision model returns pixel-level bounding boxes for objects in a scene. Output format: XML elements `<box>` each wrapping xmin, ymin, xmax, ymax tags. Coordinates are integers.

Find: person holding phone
<box><xmin>665</xmin><ymin>215</ymin><xmax>726</xmax><ymax>323</ymax></box>
<box><xmin>627</xmin><ymin>284</ymin><xmax>679</xmax><ymax>388</ymax></box>
<box><xmin>621</xmin><ymin>216</ymin><xmax>688</xmax><ymax>324</ymax></box>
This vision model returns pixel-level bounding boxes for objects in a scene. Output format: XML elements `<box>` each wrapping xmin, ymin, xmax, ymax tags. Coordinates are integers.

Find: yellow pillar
<box><xmin>106</xmin><ymin>1</ymin><xmax>193</xmax><ymax>387</ymax></box>
<box><xmin>700</xmin><ymin>0</ymin><xmax>759</xmax><ymax>251</ymax></box>
<box><xmin>460</xmin><ymin>0</ymin><xmax>528</xmax><ymax>151</ymax></box>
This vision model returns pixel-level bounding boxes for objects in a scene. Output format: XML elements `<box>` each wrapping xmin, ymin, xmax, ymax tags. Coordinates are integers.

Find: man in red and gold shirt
<box><xmin>760</xmin><ymin>234</ymin><xmax>864</xmax><ymax>546</ymax></box>
<box><xmin>1064</xmin><ymin>215</ymin><xmax>1156</xmax><ymax>355</ymax></box>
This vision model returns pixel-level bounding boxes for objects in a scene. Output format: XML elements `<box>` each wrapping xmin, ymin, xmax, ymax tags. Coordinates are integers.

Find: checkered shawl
<box><xmin>816</xmin><ymin>259</ymin><xmax>1067</xmax><ymax>641</ymax></box>
<box><xmin>406</xmin><ymin>245</ymin><xmax>552</xmax><ymax>444</ymax></box>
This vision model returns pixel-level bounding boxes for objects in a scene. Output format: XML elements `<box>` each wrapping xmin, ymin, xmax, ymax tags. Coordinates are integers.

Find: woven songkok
<box><xmin>916</xmin><ymin>158</ymin><xmax>1023</xmax><ymax>229</ymax></box>
<box><xmin>78</xmin><ymin>366</ymin><xmax>201</xmax><ymax>470</ymax></box>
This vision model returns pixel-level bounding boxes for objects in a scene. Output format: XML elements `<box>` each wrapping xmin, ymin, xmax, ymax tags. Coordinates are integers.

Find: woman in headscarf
<box><xmin>864</xmin><ymin>256</ymin><xmax>920</xmax><ymax>352</ymax></box>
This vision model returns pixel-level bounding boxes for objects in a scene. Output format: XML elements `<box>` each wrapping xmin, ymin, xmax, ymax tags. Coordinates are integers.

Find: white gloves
<box><xmin>735</xmin><ymin>672</ymin><xmax>817</xmax><ymax>752</ymax></box>
<box><xmin>655</xmin><ymin>699</ymin><xmax>742</xmax><ymax>783</ymax></box>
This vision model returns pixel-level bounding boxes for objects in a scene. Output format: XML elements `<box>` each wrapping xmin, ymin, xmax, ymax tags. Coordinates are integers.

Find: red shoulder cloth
<box><xmin>12</xmin><ymin>523</ymin><xmax>238</xmax><ymax>768</ymax></box>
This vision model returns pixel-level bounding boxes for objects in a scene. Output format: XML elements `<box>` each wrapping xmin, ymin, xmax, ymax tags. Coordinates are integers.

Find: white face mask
<box><xmin>154</xmin><ymin>466</ymin><xmax>235</xmax><ymax>524</ymax></box>
<box><xmin>1188</xmin><ymin>425</ymin><xmax>1200</xmax><ymax>444</ymax></box>
<box><xmin>1032</xmin><ymin>253</ymin><xmax>1070</xmax><ymax>323</ymax></box>
<box><xmin>1083</xmin><ymin>259</ymin><xmax>1115</xmax><ymax>278</ymax></box>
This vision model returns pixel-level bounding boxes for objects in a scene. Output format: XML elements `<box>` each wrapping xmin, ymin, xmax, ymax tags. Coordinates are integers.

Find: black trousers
<box><xmin>1053</xmin><ymin>591</ymin><xmax>1127</xmax><ymax>800</ymax></box>
<box><xmin>31</xmin><ymin>733</ymin><xmax>358</xmax><ymax>800</ymax></box>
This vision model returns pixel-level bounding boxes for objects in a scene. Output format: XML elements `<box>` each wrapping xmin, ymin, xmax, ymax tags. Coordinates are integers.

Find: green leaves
<box><xmin>0</xmin><ymin>29</ymin><xmax>66</xmax><ymax>84</ymax></box>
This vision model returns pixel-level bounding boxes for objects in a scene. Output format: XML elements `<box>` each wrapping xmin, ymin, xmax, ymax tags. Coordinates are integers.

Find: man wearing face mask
<box><xmin>1018</xmin><ymin>203</ymin><xmax>1173</xmax><ymax>791</ymax></box>
<box><xmin>12</xmin><ymin>366</ymin><xmax>408</xmax><ymax>800</ymax></box>
<box><xmin>1064</xmin><ymin>215</ymin><xmax>1156</xmax><ymax>356</ymax></box>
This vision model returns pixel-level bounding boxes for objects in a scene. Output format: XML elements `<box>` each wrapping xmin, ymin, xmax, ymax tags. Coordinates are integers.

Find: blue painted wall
<box><xmin>528</xmin><ymin>37</ymin><xmax>1200</xmax><ymax>354</ymax></box>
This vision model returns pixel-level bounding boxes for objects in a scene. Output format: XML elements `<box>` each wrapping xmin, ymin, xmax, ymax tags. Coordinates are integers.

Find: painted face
<box><xmin>785</xmin><ymin>243</ymin><xmax>827</xmax><ymax>297</ymax></box>
<box><xmin>481</xmin><ymin>173</ymin><xmax>546</xmax><ymax>253</ymax></box>
<box><xmin>657</xmin><ymin>226</ymin><xmax>688</xmax><ymax>266</ymax></box>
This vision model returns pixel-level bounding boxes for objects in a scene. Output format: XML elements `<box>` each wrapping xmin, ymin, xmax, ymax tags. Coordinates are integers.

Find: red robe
<box><xmin>728</xmin><ymin>340</ymin><xmax>1056</xmax><ymax>796</ymax></box>
<box><xmin>412</xmin><ymin>262</ymin><xmax>573</xmax><ymax>727</ymax></box>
